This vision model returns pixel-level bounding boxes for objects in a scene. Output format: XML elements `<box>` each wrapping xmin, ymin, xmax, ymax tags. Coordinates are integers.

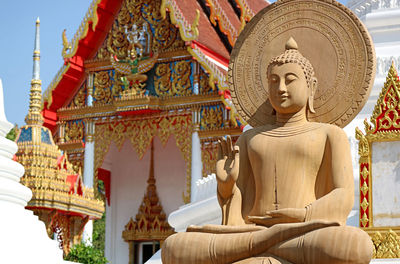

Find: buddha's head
<box><xmin>267</xmin><ymin>37</ymin><xmax>317</xmax><ymax>116</ymax></box>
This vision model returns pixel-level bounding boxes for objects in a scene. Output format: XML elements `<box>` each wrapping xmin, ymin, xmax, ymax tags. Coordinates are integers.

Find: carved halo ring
<box><xmin>228</xmin><ymin>0</ymin><xmax>376</xmax><ymax>128</ymax></box>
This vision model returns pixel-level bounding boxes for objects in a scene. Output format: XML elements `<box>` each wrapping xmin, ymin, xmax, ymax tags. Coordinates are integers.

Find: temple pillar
<box><xmin>191</xmin><ymin>64</ymin><xmax>202</xmax><ymax>202</ymax></box>
<box><xmin>83</xmin><ymin>121</ymin><xmax>95</xmax><ymax>188</ymax></box>
<box><xmin>87</xmin><ymin>72</ymin><xmax>94</xmax><ymax>107</ymax></box>
<box><xmin>58</xmin><ymin>121</ymin><xmax>65</xmax><ymax>144</ymax></box>
<box><xmin>191</xmin><ymin>107</ymin><xmax>202</xmax><ymax>202</ymax></box>
<box><xmin>82</xmin><ymin>119</ymin><xmax>95</xmax><ymax>243</ymax></box>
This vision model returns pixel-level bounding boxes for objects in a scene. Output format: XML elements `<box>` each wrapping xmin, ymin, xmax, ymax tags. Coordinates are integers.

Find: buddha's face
<box><xmin>268</xmin><ymin>63</ymin><xmax>309</xmax><ymax>114</ymax></box>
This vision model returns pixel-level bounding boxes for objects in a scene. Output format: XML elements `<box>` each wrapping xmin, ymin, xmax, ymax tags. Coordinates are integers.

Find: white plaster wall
<box><xmin>104</xmin><ymin>136</ymin><xmax>186</xmax><ymax>264</ymax></box>
<box><xmin>344</xmin><ymin>2</ymin><xmax>400</xmax><ymax>228</ymax></box>
<box><xmin>371</xmin><ymin>141</ymin><xmax>400</xmax><ymax>226</ymax></box>
<box><xmin>153</xmin><ymin>136</ymin><xmax>186</xmax><ymax>216</ymax></box>
<box><xmin>105</xmin><ymin>141</ymin><xmax>148</xmax><ymax>264</ymax></box>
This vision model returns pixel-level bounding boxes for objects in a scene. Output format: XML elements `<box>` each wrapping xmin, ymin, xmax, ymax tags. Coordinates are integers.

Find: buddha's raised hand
<box><xmin>216</xmin><ymin>136</ymin><xmax>239</xmax><ymax>195</ymax></box>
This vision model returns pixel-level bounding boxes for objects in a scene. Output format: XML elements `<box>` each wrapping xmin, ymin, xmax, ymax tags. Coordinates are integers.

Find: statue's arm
<box><xmin>216</xmin><ymin>135</ymin><xmax>250</xmax><ymax>226</ymax></box>
<box><xmin>307</xmin><ymin>125</ymin><xmax>354</xmax><ymax>225</ymax></box>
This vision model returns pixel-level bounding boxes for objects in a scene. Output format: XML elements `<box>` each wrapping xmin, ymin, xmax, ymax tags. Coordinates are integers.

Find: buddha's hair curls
<box><xmin>267</xmin><ymin>37</ymin><xmax>315</xmax><ymax>88</ymax></box>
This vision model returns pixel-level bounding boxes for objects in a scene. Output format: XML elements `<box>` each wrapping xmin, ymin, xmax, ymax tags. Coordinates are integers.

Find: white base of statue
<box><xmin>168</xmin><ymin>174</ymin><xmax>221</xmax><ymax>232</ymax></box>
<box><xmin>145</xmin><ymin>250</ymin><xmax>162</xmax><ymax>264</ymax></box>
<box><xmin>0</xmin><ymin>79</ymin><xmax>65</xmax><ymax>263</ymax></box>
<box><xmin>371</xmin><ymin>260</ymin><xmax>400</xmax><ymax>263</ymax></box>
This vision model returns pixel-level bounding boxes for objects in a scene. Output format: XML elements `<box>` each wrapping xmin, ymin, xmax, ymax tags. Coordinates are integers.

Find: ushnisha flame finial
<box><xmin>285</xmin><ymin>37</ymin><xmax>298</xmax><ymax>50</ymax></box>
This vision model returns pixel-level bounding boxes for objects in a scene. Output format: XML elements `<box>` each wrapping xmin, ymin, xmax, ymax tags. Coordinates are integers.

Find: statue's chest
<box><xmin>247</xmin><ymin>132</ymin><xmax>326</xmax><ymax>167</ymax></box>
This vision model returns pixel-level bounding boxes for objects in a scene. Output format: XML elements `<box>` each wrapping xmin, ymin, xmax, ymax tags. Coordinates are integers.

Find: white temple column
<box><xmin>191</xmin><ymin>108</ymin><xmax>202</xmax><ymax>202</ymax></box>
<box><xmin>87</xmin><ymin>72</ymin><xmax>94</xmax><ymax>107</ymax></box>
<box><xmin>82</xmin><ymin>73</ymin><xmax>95</xmax><ymax>243</ymax></box>
<box><xmin>83</xmin><ymin>121</ymin><xmax>95</xmax><ymax>188</ymax></box>
<box><xmin>190</xmin><ymin>64</ymin><xmax>203</xmax><ymax>202</ymax></box>
<box><xmin>82</xmin><ymin>120</ymin><xmax>95</xmax><ymax>243</ymax></box>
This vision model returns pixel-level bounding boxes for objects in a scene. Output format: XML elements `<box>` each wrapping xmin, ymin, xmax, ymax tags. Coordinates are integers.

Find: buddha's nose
<box><xmin>278</xmin><ymin>80</ymin><xmax>287</xmax><ymax>94</ymax></box>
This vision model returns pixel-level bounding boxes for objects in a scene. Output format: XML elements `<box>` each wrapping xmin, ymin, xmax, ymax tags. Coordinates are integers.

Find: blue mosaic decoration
<box><xmin>17</xmin><ymin>127</ymin><xmax>32</xmax><ymax>143</ymax></box>
<box><xmin>41</xmin><ymin>128</ymin><xmax>52</xmax><ymax>144</ymax></box>
<box><xmin>199</xmin><ymin>105</ymin><xmax>224</xmax><ymax>130</ymax></box>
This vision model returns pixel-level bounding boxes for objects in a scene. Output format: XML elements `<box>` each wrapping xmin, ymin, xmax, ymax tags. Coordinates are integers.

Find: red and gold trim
<box><xmin>356</xmin><ymin>63</ymin><xmax>400</xmax><ymax>228</ymax></box>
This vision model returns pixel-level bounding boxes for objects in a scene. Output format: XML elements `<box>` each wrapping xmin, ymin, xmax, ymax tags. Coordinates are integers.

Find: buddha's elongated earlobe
<box><xmin>308</xmin><ymin>77</ymin><xmax>317</xmax><ymax>114</ymax></box>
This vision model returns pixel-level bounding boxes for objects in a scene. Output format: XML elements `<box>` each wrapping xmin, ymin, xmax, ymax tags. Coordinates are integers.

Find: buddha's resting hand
<box><xmin>248</xmin><ymin>208</ymin><xmax>307</xmax><ymax>227</ymax></box>
<box><xmin>216</xmin><ymin>136</ymin><xmax>239</xmax><ymax>197</ymax></box>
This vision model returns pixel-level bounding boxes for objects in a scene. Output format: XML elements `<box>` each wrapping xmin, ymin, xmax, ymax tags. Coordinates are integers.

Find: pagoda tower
<box><xmin>0</xmin><ymin>20</ymin><xmax>64</xmax><ymax>263</ymax></box>
<box><xmin>15</xmin><ymin>18</ymin><xmax>104</xmax><ymax>254</ymax></box>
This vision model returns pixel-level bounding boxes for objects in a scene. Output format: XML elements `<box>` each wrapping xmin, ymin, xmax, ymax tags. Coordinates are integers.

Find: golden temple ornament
<box><xmin>16</xmin><ymin>19</ymin><xmax>104</xmax><ymax>255</ymax></box>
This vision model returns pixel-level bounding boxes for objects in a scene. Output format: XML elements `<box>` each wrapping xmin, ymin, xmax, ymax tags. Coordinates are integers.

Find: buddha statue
<box><xmin>161</xmin><ymin>38</ymin><xmax>373</xmax><ymax>264</ymax></box>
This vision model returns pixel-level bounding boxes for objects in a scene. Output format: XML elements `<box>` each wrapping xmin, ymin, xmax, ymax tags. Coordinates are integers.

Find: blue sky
<box><xmin>0</xmin><ymin>1</ymin><xmax>89</xmax><ymax>126</ymax></box>
<box><xmin>0</xmin><ymin>0</ymin><xmax>347</xmax><ymax>126</ymax></box>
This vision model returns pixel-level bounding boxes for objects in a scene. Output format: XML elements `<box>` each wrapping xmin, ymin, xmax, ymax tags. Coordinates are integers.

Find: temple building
<box><xmin>39</xmin><ymin>0</ymin><xmax>267</xmax><ymax>263</ymax></box>
<box><xmin>28</xmin><ymin>0</ymin><xmax>400</xmax><ymax>262</ymax></box>
<box><xmin>15</xmin><ymin>18</ymin><xmax>104</xmax><ymax>255</ymax></box>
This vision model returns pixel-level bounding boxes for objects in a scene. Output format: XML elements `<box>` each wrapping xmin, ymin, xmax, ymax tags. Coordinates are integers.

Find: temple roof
<box><xmin>42</xmin><ymin>0</ymin><xmax>268</xmax><ymax>131</ymax></box>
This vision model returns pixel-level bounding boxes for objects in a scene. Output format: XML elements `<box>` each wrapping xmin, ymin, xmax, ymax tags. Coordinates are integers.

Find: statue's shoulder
<box><xmin>239</xmin><ymin>124</ymin><xmax>276</xmax><ymax>139</ymax></box>
<box><xmin>235</xmin><ymin>125</ymin><xmax>268</xmax><ymax>146</ymax></box>
<box><xmin>314</xmin><ymin>122</ymin><xmax>348</xmax><ymax>142</ymax></box>
<box><xmin>315</xmin><ymin>122</ymin><xmax>346</xmax><ymax>133</ymax></box>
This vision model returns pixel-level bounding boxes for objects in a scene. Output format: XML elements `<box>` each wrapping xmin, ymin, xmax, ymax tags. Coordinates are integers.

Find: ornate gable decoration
<box><xmin>96</xmin><ymin>0</ymin><xmax>185</xmax><ymax>61</ymax></box>
<box><xmin>356</xmin><ymin>63</ymin><xmax>400</xmax><ymax>228</ymax></box>
<box><xmin>122</xmin><ymin>141</ymin><xmax>174</xmax><ymax>242</ymax></box>
<box><xmin>368</xmin><ymin>62</ymin><xmax>400</xmax><ymax>135</ymax></box>
<box><xmin>356</xmin><ymin>63</ymin><xmax>400</xmax><ymax>258</ymax></box>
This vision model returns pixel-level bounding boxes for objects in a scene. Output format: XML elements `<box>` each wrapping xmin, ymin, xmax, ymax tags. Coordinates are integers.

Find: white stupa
<box><xmin>0</xmin><ymin>18</ymin><xmax>65</xmax><ymax>263</ymax></box>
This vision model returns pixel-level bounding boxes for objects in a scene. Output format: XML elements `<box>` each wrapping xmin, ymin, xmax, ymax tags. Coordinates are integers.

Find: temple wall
<box><xmin>344</xmin><ymin>1</ymin><xmax>400</xmax><ymax>227</ymax></box>
<box><xmin>371</xmin><ymin>141</ymin><xmax>400</xmax><ymax>226</ymax></box>
<box><xmin>103</xmin><ymin>137</ymin><xmax>186</xmax><ymax>264</ymax></box>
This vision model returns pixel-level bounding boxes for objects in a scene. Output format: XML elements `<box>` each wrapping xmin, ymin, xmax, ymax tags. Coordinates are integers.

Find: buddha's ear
<box><xmin>308</xmin><ymin>77</ymin><xmax>317</xmax><ymax>114</ymax></box>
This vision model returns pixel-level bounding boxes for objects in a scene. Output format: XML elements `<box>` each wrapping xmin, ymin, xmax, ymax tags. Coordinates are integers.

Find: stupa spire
<box><xmin>33</xmin><ymin>17</ymin><xmax>40</xmax><ymax>80</ymax></box>
<box><xmin>25</xmin><ymin>18</ymin><xmax>43</xmax><ymax>125</ymax></box>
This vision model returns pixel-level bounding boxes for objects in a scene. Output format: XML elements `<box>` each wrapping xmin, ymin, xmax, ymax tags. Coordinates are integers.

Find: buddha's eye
<box><xmin>285</xmin><ymin>74</ymin><xmax>297</xmax><ymax>84</ymax></box>
<box><xmin>269</xmin><ymin>75</ymin><xmax>279</xmax><ymax>83</ymax></box>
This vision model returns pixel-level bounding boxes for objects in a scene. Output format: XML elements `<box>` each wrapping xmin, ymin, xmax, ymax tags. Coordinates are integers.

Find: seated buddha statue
<box><xmin>161</xmin><ymin>38</ymin><xmax>373</xmax><ymax>264</ymax></box>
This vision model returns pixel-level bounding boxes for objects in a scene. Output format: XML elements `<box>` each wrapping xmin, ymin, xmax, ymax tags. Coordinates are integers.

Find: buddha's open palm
<box><xmin>216</xmin><ymin>136</ymin><xmax>239</xmax><ymax>184</ymax></box>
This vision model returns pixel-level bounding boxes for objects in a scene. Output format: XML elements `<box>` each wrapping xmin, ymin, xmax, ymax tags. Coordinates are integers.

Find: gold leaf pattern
<box><xmin>361</xmin><ymin>181</ymin><xmax>369</xmax><ymax>196</ymax></box>
<box><xmin>93</xmin><ymin>71</ymin><xmax>112</xmax><ymax>104</ymax></box>
<box><xmin>361</xmin><ymin>166</ymin><xmax>369</xmax><ymax>180</ymax></box>
<box><xmin>361</xmin><ymin>213</ymin><xmax>369</xmax><ymax>227</ymax></box>
<box><xmin>361</xmin><ymin>197</ymin><xmax>369</xmax><ymax>212</ymax></box>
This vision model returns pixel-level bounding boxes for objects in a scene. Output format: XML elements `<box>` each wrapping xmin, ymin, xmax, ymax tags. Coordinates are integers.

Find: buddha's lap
<box><xmin>267</xmin><ymin>225</ymin><xmax>373</xmax><ymax>264</ymax></box>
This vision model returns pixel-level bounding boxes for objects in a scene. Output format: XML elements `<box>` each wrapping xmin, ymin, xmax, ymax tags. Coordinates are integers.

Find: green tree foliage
<box><xmin>6</xmin><ymin>125</ymin><xmax>18</xmax><ymax>141</ymax></box>
<box><xmin>64</xmin><ymin>242</ymin><xmax>108</xmax><ymax>264</ymax></box>
<box><xmin>93</xmin><ymin>213</ymin><xmax>106</xmax><ymax>254</ymax></box>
